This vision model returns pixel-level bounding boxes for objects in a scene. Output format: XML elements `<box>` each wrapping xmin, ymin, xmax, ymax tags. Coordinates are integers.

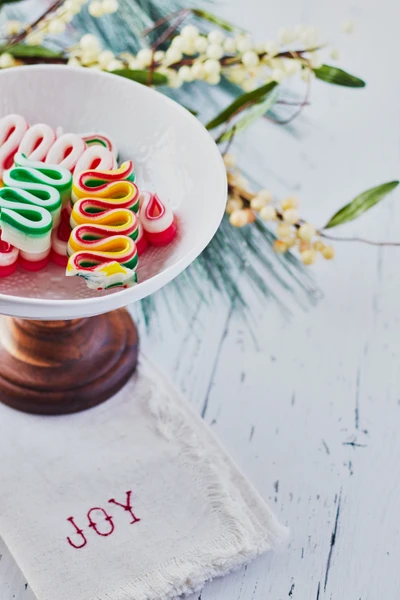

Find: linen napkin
<box><xmin>0</xmin><ymin>356</ymin><xmax>287</xmax><ymax>600</ymax></box>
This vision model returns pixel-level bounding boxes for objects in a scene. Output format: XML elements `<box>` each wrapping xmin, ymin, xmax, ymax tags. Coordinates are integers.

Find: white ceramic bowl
<box><xmin>0</xmin><ymin>66</ymin><xmax>227</xmax><ymax>319</ymax></box>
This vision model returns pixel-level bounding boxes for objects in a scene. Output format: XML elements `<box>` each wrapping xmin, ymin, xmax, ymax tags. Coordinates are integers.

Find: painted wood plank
<box><xmin>3</xmin><ymin>0</ymin><xmax>400</xmax><ymax>598</ymax></box>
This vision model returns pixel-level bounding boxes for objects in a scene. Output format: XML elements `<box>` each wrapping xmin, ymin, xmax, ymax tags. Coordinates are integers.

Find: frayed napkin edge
<box><xmin>91</xmin><ymin>355</ymin><xmax>288</xmax><ymax>600</ymax></box>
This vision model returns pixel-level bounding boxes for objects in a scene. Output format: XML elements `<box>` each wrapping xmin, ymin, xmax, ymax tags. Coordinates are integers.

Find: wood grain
<box><xmin>0</xmin><ymin>309</ymin><xmax>138</xmax><ymax>415</ymax></box>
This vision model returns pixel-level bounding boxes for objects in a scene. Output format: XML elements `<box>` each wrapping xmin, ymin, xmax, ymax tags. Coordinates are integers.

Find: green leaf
<box><xmin>180</xmin><ymin>105</ymin><xmax>198</xmax><ymax>116</ymax></box>
<box><xmin>313</xmin><ymin>64</ymin><xmax>366</xmax><ymax>88</ymax></box>
<box><xmin>206</xmin><ymin>81</ymin><xmax>278</xmax><ymax>131</ymax></box>
<box><xmin>0</xmin><ymin>44</ymin><xmax>63</xmax><ymax>58</ymax></box>
<box><xmin>111</xmin><ymin>69</ymin><xmax>168</xmax><ymax>85</ymax></box>
<box><xmin>191</xmin><ymin>8</ymin><xmax>239</xmax><ymax>32</ymax></box>
<box><xmin>0</xmin><ymin>0</ymin><xmax>23</xmax><ymax>5</ymax></box>
<box><xmin>218</xmin><ymin>88</ymin><xmax>279</xmax><ymax>143</ymax></box>
<box><xmin>324</xmin><ymin>181</ymin><xmax>399</xmax><ymax>229</ymax></box>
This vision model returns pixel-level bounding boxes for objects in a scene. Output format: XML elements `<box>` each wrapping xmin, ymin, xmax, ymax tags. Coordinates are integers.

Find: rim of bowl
<box><xmin>0</xmin><ymin>65</ymin><xmax>227</xmax><ymax>312</ymax></box>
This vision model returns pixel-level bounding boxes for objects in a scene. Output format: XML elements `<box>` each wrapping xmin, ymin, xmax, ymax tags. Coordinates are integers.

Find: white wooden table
<box><xmin>1</xmin><ymin>0</ymin><xmax>400</xmax><ymax>597</ymax></box>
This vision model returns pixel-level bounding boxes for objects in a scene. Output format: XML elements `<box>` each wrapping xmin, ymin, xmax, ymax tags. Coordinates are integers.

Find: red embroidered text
<box><xmin>87</xmin><ymin>507</ymin><xmax>115</xmax><ymax>537</ymax></box>
<box><xmin>66</xmin><ymin>516</ymin><xmax>87</xmax><ymax>549</ymax></box>
<box><xmin>66</xmin><ymin>490</ymin><xmax>141</xmax><ymax>549</ymax></box>
<box><xmin>108</xmin><ymin>490</ymin><xmax>141</xmax><ymax>524</ymax></box>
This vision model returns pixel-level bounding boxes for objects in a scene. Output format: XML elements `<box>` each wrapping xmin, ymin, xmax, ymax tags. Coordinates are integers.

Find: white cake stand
<box><xmin>0</xmin><ymin>66</ymin><xmax>227</xmax><ymax>415</ymax></box>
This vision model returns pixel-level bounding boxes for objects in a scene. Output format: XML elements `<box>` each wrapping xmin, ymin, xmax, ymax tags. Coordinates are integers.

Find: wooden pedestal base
<box><xmin>0</xmin><ymin>309</ymin><xmax>139</xmax><ymax>415</ymax></box>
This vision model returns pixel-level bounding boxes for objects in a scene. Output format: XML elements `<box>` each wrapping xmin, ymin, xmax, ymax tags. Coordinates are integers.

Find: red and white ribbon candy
<box><xmin>139</xmin><ymin>192</ymin><xmax>177</xmax><ymax>246</ymax></box>
<box><xmin>45</xmin><ymin>133</ymin><xmax>86</xmax><ymax>172</ymax></box>
<box><xmin>0</xmin><ymin>238</ymin><xmax>19</xmax><ymax>277</ymax></box>
<box><xmin>51</xmin><ymin>208</ymin><xmax>72</xmax><ymax>267</ymax></box>
<box><xmin>136</xmin><ymin>221</ymin><xmax>148</xmax><ymax>255</ymax></box>
<box><xmin>74</xmin><ymin>146</ymin><xmax>116</xmax><ymax>176</ymax></box>
<box><xmin>0</xmin><ymin>114</ymin><xmax>29</xmax><ymax>178</ymax></box>
<box><xmin>136</xmin><ymin>192</ymin><xmax>150</xmax><ymax>254</ymax></box>
<box><xmin>18</xmin><ymin>123</ymin><xmax>56</xmax><ymax>162</ymax></box>
<box><xmin>19</xmin><ymin>248</ymin><xmax>51</xmax><ymax>272</ymax></box>
<box><xmin>139</xmin><ymin>190</ymin><xmax>150</xmax><ymax>211</ymax></box>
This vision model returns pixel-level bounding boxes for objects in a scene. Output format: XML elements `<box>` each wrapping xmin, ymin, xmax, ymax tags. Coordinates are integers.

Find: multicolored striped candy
<box><xmin>140</xmin><ymin>191</ymin><xmax>177</xmax><ymax>246</ymax></box>
<box><xmin>66</xmin><ymin>256</ymin><xmax>137</xmax><ymax>290</ymax></box>
<box><xmin>66</xmin><ymin>229</ymin><xmax>138</xmax><ymax>290</ymax></box>
<box><xmin>68</xmin><ymin>228</ymin><xmax>138</xmax><ymax>271</ymax></box>
<box><xmin>74</xmin><ymin>159</ymin><xmax>135</xmax><ymax>188</ymax></box>
<box><xmin>81</xmin><ymin>132</ymin><xmax>118</xmax><ymax>157</ymax></box>
<box><xmin>70</xmin><ymin>198</ymin><xmax>139</xmax><ymax>240</ymax></box>
<box><xmin>0</xmin><ymin>114</ymin><xmax>29</xmax><ymax>178</ymax></box>
<box><xmin>71</xmin><ymin>162</ymin><xmax>138</xmax><ymax>212</ymax></box>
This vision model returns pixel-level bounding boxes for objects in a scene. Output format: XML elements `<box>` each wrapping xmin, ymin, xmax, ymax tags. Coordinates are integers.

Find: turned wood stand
<box><xmin>0</xmin><ymin>309</ymin><xmax>138</xmax><ymax>415</ymax></box>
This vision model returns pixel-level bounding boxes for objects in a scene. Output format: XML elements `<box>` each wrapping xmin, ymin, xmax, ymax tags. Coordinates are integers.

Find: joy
<box><xmin>66</xmin><ymin>490</ymin><xmax>140</xmax><ymax>549</ymax></box>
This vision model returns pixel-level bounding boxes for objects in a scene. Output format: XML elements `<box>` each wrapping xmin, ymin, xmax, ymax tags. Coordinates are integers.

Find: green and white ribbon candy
<box><xmin>0</xmin><ymin>193</ymin><xmax>52</xmax><ymax>254</ymax></box>
<box><xmin>2</xmin><ymin>153</ymin><xmax>72</xmax><ymax>226</ymax></box>
<box><xmin>0</xmin><ymin>185</ymin><xmax>62</xmax><ymax>231</ymax></box>
<box><xmin>2</xmin><ymin>166</ymin><xmax>61</xmax><ymax>228</ymax></box>
<box><xmin>14</xmin><ymin>152</ymin><xmax>72</xmax><ymax>205</ymax></box>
